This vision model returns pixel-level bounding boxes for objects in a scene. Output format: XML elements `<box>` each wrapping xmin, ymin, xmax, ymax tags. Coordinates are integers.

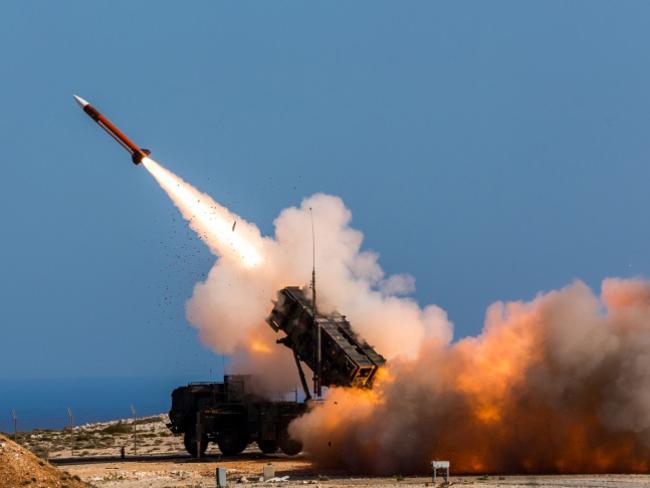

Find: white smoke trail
<box><xmin>142</xmin><ymin>158</ymin><xmax>264</xmax><ymax>268</ymax></box>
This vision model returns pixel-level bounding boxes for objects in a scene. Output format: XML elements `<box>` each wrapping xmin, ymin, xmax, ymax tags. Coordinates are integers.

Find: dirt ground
<box><xmin>16</xmin><ymin>416</ymin><xmax>650</xmax><ymax>487</ymax></box>
<box><xmin>54</xmin><ymin>452</ymin><xmax>650</xmax><ymax>488</ymax></box>
<box><xmin>0</xmin><ymin>433</ymin><xmax>89</xmax><ymax>488</ymax></box>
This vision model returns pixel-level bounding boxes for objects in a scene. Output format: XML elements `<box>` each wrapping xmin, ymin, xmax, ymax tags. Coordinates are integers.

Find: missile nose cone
<box><xmin>73</xmin><ymin>94</ymin><xmax>89</xmax><ymax>108</ymax></box>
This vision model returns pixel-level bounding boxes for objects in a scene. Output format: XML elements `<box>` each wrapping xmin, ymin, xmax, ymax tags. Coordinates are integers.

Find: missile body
<box><xmin>74</xmin><ymin>95</ymin><xmax>150</xmax><ymax>165</ymax></box>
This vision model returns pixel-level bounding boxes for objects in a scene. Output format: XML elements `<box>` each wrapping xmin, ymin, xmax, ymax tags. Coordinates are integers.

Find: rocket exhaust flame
<box><xmin>141</xmin><ymin>158</ymin><xmax>263</xmax><ymax>268</ymax></box>
<box><xmin>140</xmin><ymin>158</ymin><xmax>650</xmax><ymax>475</ymax></box>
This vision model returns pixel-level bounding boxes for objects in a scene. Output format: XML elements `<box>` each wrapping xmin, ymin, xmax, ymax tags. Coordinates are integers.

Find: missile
<box><xmin>73</xmin><ymin>95</ymin><xmax>150</xmax><ymax>165</ymax></box>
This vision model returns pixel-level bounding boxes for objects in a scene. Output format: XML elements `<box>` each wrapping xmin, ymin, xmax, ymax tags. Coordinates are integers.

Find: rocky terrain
<box><xmin>10</xmin><ymin>414</ymin><xmax>186</xmax><ymax>460</ymax></box>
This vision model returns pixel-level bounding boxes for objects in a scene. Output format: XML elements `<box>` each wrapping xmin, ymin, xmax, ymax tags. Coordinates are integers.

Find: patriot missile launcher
<box><xmin>267</xmin><ymin>286</ymin><xmax>386</xmax><ymax>396</ymax></box>
<box><xmin>168</xmin><ymin>286</ymin><xmax>386</xmax><ymax>457</ymax></box>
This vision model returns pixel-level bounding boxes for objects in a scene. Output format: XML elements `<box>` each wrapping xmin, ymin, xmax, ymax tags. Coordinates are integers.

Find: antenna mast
<box><xmin>310</xmin><ymin>207</ymin><xmax>322</xmax><ymax>398</ymax></box>
<box><xmin>310</xmin><ymin>207</ymin><xmax>317</xmax><ymax>315</ymax></box>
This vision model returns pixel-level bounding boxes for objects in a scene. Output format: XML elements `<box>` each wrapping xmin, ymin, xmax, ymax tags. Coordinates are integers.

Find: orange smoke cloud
<box><xmin>290</xmin><ymin>279</ymin><xmax>650</xmax><ymax>474</ymax></box>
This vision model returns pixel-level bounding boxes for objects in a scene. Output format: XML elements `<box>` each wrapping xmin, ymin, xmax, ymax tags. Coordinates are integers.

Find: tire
<box><xmin>279</xmin><ymin>436</ymin><xmax>302</xmax><ymax>456</ymax></box>
<box><xmin>257</xmin><ymin>440</ymin><xmax>279</xmax><ymax>454</ymax></box>
<box><xmin>183</xmin><ymin>431</ymin><xmax>208</xmax><ymax>458</ymax></box>
<box><xmin>217</xmin><ymin>428</ymin><xmax>249</xmax><ymax>456</ymax></box>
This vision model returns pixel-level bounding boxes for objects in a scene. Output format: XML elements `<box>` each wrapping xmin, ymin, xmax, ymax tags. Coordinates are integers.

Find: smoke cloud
<box><xmin>145</xmin><ymin>158</ymin><xmax>650</xmax><ymax>474</ymax></box>
<box><xmin>291</xmin><ymin>279</ymin><xmax>650</xmax><ymax>474</ymax></box>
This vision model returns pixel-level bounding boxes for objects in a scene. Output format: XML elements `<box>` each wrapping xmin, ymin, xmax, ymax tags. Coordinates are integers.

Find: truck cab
<box><xmin>168</xmin><ymin>375</ymin><xmax>305</xmax><ymax>457</ymax></box>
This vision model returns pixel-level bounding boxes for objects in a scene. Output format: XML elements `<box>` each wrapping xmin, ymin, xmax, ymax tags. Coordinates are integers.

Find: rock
<box><xmin>266</xmin><ymin>475</ymin><xmax>290</xmax><ymax>483</ymax></box>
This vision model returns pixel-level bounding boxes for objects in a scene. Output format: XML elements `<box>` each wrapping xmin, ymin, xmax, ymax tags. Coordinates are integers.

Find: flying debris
<box><xmin>73</xmin><ymin>95</ymin><xmax>151</xmax><ymax>165</ymax></box>
<box><xmin>232</xmin><ymin>220</ymin><xmax>237</xmax><ymax>232</ymax></box>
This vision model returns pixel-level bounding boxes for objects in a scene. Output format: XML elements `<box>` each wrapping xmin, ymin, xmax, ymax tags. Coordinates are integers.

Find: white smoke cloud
<box><xmin>184</xmin><ymin>192</ymin><xmax>453</xmax><ymax>389</ymax></box>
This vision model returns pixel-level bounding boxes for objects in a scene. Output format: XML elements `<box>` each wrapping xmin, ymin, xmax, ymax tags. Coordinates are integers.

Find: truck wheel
<box><xmin>279</xmin><ymin>436</ymin><xmax>302</xmax><ymax>456</ymax></box>
<box><xmin>257</xmin><ymin>440</ymin><xmax>279</xmax><ymax>454</ymax></box>
<box><xmin>183</xmin><ymin>431</ymin><xmax>208</xmax><ymax>458</ymax></box>
<box><xmin>217</xmin><ymin>429</ymin><xmax>248</xmax><ymax>456</ymax></box>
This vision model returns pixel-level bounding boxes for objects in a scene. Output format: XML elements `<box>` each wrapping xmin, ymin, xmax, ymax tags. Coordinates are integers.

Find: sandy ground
<box><xmin>54</xmin><ymin>452</ymin><xmax>650</xmax><ymax>488</ymax></box>
<box><xmin>17</xmin><ymin>415</ymin><xmax>650</xmax><ymax>487</ymax></box>
<box><xmin>56</xmin><ymin>451</ymin><xmax>316</xmax><ymax>487</ymax></box>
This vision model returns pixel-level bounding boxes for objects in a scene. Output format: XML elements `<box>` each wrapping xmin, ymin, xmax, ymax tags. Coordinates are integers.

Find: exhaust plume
<box><xmin>142</xmin><ymin>158</ymin><xmax>265</xmax><ymax>268</ymax></box>
<box><xmin>144</xmin><ymin>158</ymin><xmax>650</xmax><ymax>474</ymax></box>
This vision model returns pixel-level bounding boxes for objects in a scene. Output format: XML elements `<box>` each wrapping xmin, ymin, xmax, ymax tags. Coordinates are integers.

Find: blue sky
<box><xmin>1</xmin><ymin>1</ymin><xmax>650</xmax><ymax>379</ymax></box>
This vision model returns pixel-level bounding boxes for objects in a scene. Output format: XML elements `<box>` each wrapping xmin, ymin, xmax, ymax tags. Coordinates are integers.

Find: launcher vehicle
<box><xmin>168</xmin><ymin>375</ymin><xmax>304</xmax><ymax>457</ymax></box>
<box><xmin>168</xmin><ymin>286</ymin><xmax>385</xmax><ymax>457</ymax></box>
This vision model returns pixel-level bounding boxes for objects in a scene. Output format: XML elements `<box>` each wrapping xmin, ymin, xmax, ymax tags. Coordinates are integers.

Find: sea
<box><xmin>0</xmin><ymin>377</ymin><xmax>196</xmax><ymax>433</ymax></box>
